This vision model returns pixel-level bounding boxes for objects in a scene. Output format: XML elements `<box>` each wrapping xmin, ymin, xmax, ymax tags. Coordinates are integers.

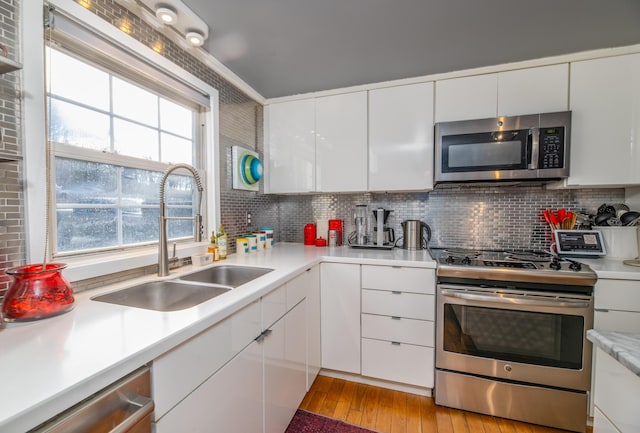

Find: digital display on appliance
<box><xmin>554</xmin><ymin>230</ymin><xmax>606</xmax><ymax>256</ymax></box>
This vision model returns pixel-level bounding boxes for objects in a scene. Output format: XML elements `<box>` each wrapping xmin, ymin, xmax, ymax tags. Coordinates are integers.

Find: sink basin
<box><xmin>92</xmin><ymin>281</ymin><xmax>230</xmax><ymax>311</ymax></box>
<box><xmin>179</xmin><ymin>265</ymin><xmax>274</xmax><ymax>287</ymax></box>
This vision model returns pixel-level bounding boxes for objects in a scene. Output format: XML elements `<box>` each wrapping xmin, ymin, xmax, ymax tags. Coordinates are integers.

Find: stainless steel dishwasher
<box><xmin>29</xmin><ymin>366</ymin><xmax>154</xmax><ymax>433</ymax></box>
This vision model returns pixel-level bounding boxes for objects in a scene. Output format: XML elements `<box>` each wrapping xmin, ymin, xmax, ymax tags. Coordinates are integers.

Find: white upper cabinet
<box><xmin>315</xmin><ymin>91</ymin><xmax>368</xmax><ymax>192</ymax></box>
<box><xmin>435</xmin><ymin>64</ymin><xmax>569</xmax><ymax>122</ymax></box>
<box><xmin>567</xmin><ymin>53</ymin><xmax>640</xmax><ymax>186</ymax></box>
<box><xmin>497</xmin><ymin>64</ymin><xmax>569</xmax><ymax>116</ymax></box>
<box><xmin>369</xmin><ymin>82</ymin><xmax>434</xmax><ymax>191</ymax></box>
<box><xmin>435</xmin><ymin>74</ymin><xmax>498</xmax><ymax>122</ymax></box>
<box><xmin>264</xmin><ymin>99</ymin><xmax>316</xmax><ymax>193</ymax></box>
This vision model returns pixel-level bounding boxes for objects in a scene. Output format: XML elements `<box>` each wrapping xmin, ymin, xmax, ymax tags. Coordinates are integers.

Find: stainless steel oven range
<box><xmin>433</xmin><ymin>249</ymin><xmax>596</xmax><ymax>433</ymax></box>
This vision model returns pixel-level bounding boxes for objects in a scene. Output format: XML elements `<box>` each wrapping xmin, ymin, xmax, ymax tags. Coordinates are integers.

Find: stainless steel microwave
<box><xmin>434</xmin><ymin>111</ymin><xmax>571</xmax><ymax>183</ymax></box>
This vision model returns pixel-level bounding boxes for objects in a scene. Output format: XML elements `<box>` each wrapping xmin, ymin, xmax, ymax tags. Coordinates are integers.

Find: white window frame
<box><xmin>23</xmin><ymin>0</ymin><xmax>220</xmax><ymax>282</ymax></box>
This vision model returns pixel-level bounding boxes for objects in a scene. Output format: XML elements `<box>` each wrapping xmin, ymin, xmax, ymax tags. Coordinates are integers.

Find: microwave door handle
<box><xmin>440</xmin><ymin>289</ymin><xmax>590</xmax><ymax>308</ymax></box>
<box><xmin>529</xmin><ymin>127</ymin><xmax>539</xmax><ymax>170</ymax></box>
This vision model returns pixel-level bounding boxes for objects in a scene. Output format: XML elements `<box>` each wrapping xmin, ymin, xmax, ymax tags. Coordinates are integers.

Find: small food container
<box><xmin>236</xmin><ymin>238</ymin><xmax>249</xmax><ymax>255</ymax></box>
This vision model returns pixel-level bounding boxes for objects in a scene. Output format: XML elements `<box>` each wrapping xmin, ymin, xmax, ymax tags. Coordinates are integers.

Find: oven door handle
<box><xmin>440</xmin><ymin>289</ymin><xmax>590</xmax><ymax>308</ymax></box>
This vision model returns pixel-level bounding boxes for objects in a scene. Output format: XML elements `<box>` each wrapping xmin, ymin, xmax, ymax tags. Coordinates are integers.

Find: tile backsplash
<box><xmin>274</xmin><ymin>186</ymin><xmax>625</xmax><ymax>252</ymax></box>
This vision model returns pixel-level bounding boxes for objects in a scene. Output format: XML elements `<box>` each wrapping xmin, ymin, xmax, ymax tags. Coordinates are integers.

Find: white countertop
<box><xmin>0</xmin><ymin>243</ymin><xmax>435</xmax><ymax>433</ymax></box>
<box><xmin>577</xmin><ymin>257</ymin><xmax>640</xmax><ymax>280</ymax></box>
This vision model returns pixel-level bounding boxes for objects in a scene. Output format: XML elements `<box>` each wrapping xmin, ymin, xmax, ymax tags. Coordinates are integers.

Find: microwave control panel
<box><xmin>539</xmin><ymin>127</ymin><xmax>565</xmax><ymax>169</ymax></box>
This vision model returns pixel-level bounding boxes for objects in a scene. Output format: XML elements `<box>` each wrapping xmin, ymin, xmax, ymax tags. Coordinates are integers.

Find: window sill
<box><xmin>61</xmin><ymin>241</ymin><xmax>210</xmax><ymax>282</ymax></box>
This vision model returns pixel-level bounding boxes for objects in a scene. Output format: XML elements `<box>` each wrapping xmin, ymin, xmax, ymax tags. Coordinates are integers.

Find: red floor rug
<box><xmin>285</xmin><ymin>409</ymin><xmax>378</xmax><ymax>433</ymax></box>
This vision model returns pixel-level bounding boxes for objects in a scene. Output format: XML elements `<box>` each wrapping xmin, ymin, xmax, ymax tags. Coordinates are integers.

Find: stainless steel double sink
<box><xmin>92</xmin><ymin>265</ymin><xmax>274</xmax><ymax>312</ymax></box>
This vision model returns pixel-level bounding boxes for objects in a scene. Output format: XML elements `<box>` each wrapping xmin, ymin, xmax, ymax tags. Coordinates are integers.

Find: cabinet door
<box><xmin>305</xmin><ymin>266</ymin><xmax>321</xmax><ymax>389</ymax></box>
<box><xmin>154</xmin><ymin>340</ymin><xmax>263</xmax><ymax>433</ymax></box>
<box><xmin>568</xmin><ymin>53</ymin><xmax>640</xmax><ymax>186</ymax></box>
<box><xmin>594</xmin><ymin>407</ymin><xmax>621</xmax><ymax>433</ymax></box>
<box><xmin>315</xmin><ymin>92</ymin><xmax>368</xmax><ymax>192</ymax></box>
<box><xmin>264</xmin><ymin>301</ymin><xmax>308</xmax><ymax>433</ymax></box>
<box><xmin>320</xmin><ymin>263</ymin><xmax>361</xmax><ymax>373</ymax></box>
<box><xmin>594</xmin><ymin>347</ymin><xmax>640</xmax><ymax>433</ymax></box>
<box><xmin>497</xmin><ymin>64</ymin><xmax>569</xmax><ymax>116</ymax></box>
<box><xmin>152</xmin><ymin>300</ymin><xmax>260</xmax><ymax>419</ymax></box>
<box><xmin>369</xmin><ymin>83</ymin><xmax>434</xmax><ymax>191</ymax></box>
<box><xmin>435</xmin><ymin>74</ymin><xmax>498</xmax><ymax>122</ymax></box>
<box><xmin>264</xmin><ymin>99</ymin><xmax>316</xmax><ymax>193</ymax></box>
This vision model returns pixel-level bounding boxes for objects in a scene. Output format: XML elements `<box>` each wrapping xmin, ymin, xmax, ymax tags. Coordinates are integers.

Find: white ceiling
<box><xmin>182</xmin><ymin>0</ymin><xmax>640</xmax><ymax>99</ymax></box>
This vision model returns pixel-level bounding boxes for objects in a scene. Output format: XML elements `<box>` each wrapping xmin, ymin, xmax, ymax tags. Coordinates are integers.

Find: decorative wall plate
<box><xmin>232</xmin><ymin>146</ymin><xmax>263</xmax><ymax>191</ymax></box>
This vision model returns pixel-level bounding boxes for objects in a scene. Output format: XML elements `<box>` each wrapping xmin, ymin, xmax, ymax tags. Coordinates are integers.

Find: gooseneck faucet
<box><xmin>158</xmin><ymin>163</ymin><xmax>204</xmax><ymax>277</ymax></box>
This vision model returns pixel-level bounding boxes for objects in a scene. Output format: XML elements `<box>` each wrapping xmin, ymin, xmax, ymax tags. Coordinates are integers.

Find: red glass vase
<box><xmin>2</xmin><ymin>263</ymin><xmax>74</xmax><ymax>322</ymax></box>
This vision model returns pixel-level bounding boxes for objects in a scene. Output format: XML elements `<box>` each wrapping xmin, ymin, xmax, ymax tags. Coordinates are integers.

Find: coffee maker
<box><xmin>373</xmin><ymin>208</ymin><xmax>395</xmax><ymax>246</ymax></box>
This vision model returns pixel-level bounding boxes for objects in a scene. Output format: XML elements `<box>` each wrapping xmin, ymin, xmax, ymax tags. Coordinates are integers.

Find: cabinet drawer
<box><xmin>594</xmin><ymin>310</ymin><xmax>640</xmax><ymax>333</ymax></box>
<box><xmin>361</xmin><ymin>338</ymin><xmax>434</xmax><ymax>387</ymax></box>
<box><xmin>362</xmin><ymin>313</ymin><xmax>434</xmax><ymax>347</ymax></box>
<box><xmin>361</xmin><ymin>265</ymin><xmax>435</xmax><ymax>294</ymax></box>
<box><xmin>152</xmin><ymin>300</ymin><xmax>261</xmax><ymax>419</ymax></box>
<box><xmin>286</xmin><ymin>270</ymin><xmax>309</xmax><ymax>311</ymax></box>
<box><xmin>362</xmin><ymin>289</ymin><xmax>434</xmax><ymax>320</ymax></box>
<box><xmin>595</xmin><ymin>279</ymin><xmax>640</xmax><ymax>311</ymax></box>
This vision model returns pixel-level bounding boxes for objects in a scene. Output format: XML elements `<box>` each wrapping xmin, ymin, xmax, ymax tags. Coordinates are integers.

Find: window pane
<box><xmin>112</xmin><ymin>77</ymin><xmax>159</xmax><ymax>127</ymax></box>
<box><xmin>57</xmin><ymin>208</ymin><xmax>118</xmax><ymax>252</ymax></box>
<box><xmin>49</xmin><ymin>99</ymin><xmax>110</xmax><ymax>150</ymax></box>
<box><xmin>122</xmin><ymin>167</ymin><xmax>161</xmax><ymax>205</ymax></box>
<box><xmin>123</xmin><ymin>208</ymin><xmax>158</xmax><ymax>244</ymax></box>
<box><xmin>160</xmin><ymin>98</ymin><xmax>193</xmax><ymax>138</ymax></box>
<box><xmin>161</xmin><ymin>133</ymin><xmax>193</xmax><ymax>164</ymax></box>
<box><xmin>56</xmin><ymin>159</ymin><xmax>117</xmax><ymax>204</ymax></box>
<box><xmin>47</xmin><ymin>48</ymin><xmax>110</xmax><ymax>111</ymax></box>
<box><xmin>168</xmin><ymin>207</ymin><xmax>195</xmax><ymax>239</ymax></box>
<box><xmin>164</xmin><ymin>174</ymin><xmax>195</xmax><ymax>206</ymax></box>
<box><xmin>114</xmin><ymin>119</ymin><xmax>159</xmax><ymax>160</ymax></box>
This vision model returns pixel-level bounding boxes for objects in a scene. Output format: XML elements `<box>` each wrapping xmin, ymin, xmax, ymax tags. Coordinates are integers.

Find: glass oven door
<box><xmin>436</xmin><ymin>284</ymin><xmax>593</xmax><ymax>391</ymax></box>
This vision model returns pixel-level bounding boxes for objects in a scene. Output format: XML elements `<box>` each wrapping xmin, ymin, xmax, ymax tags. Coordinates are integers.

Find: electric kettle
<box><xmin>397</xmin><ymin>220</ymin><xmax>431</xmax><ymax>250</ymax></box>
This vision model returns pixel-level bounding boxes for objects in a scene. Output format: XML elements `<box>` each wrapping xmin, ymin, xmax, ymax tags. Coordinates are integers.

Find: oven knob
<box><xmin>569</xmin><ymin>261</ymin><xmax>582</xmax><ymax>272</ymax></box>
<box><xmin>550</xmin><ymin>259</ymin><xmax>562</xmax><ymax>271</ymax></box>
<box><xmin>504</xmin><ymin>364</ymin><xmax>512</xmax><ymax>372</ymax></box>
<box><xmin>462</xmin><ymin>256</ymin><xmax>471</xmax><ymax>265</ymax></box>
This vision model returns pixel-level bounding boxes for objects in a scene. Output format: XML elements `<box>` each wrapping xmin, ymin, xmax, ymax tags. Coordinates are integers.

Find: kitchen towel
<box><xmin>285</xmin><ymin>409</ymin><xmax>379</xmax><ymax>433</ymax></box>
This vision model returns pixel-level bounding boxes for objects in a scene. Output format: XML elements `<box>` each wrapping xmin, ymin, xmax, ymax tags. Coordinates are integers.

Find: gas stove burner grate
<box><xmin>504</xmin><ymin>251</ymin><xmax>554</xmax><ymax>262</ymax></box>
<box><xmin>442</xmin><ymin>249</ymin><xmax>481</xmax><ymax>259</ymax></box>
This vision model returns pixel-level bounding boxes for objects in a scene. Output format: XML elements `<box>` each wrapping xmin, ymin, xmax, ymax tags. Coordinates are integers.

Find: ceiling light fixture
<box><xmin>185</xmin><ymin>31</ymin><xmax>205</xmax><ymax>47</ymax></box>
<box><xmin>155</xmin><ymin>7</ymin><xmax>177</xmax><ymax>24</ymax></box>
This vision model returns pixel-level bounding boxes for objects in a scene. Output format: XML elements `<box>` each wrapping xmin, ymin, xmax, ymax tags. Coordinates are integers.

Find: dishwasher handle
<box><xmin>30</xmin><ymin>367</ymin><xmax>154</xmax><ymax>433</ymax></box>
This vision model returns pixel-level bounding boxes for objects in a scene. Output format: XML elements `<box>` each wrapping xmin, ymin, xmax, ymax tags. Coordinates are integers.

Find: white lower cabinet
<box><xmin>154</xmin><ymin>339</ymin><xmax>263</xmax><ymax>433</ymax></box>
<box><xmin>264</xmin><ymin>300</ymin><xmax>307</xmax><ymax>433</ymax></box>
<box><xmin>305</xmin><ymin>266</ymin><xmax>321</xmax><ymax>389</ymax></box>
<box><xmin>153</xmin><ymin>269</ymin><xmax>318</xmax><ymax>433</ymax></box>
<box><xmin>594</xmin><ymin>407</ymin><xmax>621</xmax><ymax>433</ymax></box>
<box><xmin>320</xmin><ymin>263</ymin><xmax>361</xmax><ymax>373</ymax></box>
<box><xmin>360</xmin><ymin>265</ymin><xmax>436</xmax><ymax>388</ymax></box>
<box><xmin>593</xmin><ymin>347</ymin><xmax>640</xmax><ymax>433</ymax></box>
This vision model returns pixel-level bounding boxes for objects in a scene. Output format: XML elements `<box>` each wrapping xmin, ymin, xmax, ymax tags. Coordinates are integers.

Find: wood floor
<box><xmin>299</xmin><ymin>375</ymin><xmax>592</xmax><ymax>433</ymax></box>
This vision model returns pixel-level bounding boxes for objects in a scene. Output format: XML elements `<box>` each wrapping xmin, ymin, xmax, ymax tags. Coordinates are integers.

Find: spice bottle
<box><xmin>208</xmin><ymin>230</ymin><xmax>220</xmax><ymax>261</ymax></box>
<box><xmin>217</xmin><ymin>224</ymin><xmax>228</xmax><ymax>259</ymax></box>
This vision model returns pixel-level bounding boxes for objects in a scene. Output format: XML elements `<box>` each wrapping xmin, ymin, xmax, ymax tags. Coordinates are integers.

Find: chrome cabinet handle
<box><xmin>440</xmin><ymin>289</ymin><xmax>590</xmax><ymax>308</ymax></box>
<box><xmin>254</xmin><ymin>328</ymin><xmax>273</xmax><ymax>343</ymax></box>
<box><xmin>110</xmin><ymin>395</ymin><xmax>154</xmax><ymax>433</ymax></box>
